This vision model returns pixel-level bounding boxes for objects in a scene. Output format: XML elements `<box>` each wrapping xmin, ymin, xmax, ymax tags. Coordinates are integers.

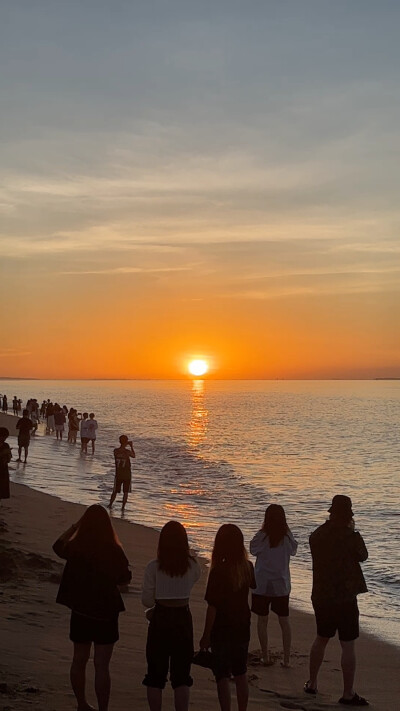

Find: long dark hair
<box><xmin>211</xmin><ymin>524</ymin><xmax>252</xmax><ymax>592</ymax></box>
<box><xmin>71</xmin><ymin>504</ymin><xmax>121</xmax><ymax>558</ymax></box>
<box><xmin>157</xmin><ymin>520</ymin><xmax>194</xmax><ymax>577</ymax></box>
<box><xmin>262</xmin><ymin>504</ymin><xmax>288</xmax><ymax>547</ymax></box>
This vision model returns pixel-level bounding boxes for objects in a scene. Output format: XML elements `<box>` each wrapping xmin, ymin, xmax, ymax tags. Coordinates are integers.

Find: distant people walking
<box><xmin>46</xmin><ymin>402</ymin><xmax>55</xmax><ymax>434</ymax></box>
<box><xmin>30</xmin><ymin>409</ymin><xmax>39</xmax><ymax>435</ymax></box>
<box><xmin>0</xmin><ymin>427</ymin><xmax>12</xmax><ymax>502</ymax></box>
<box><xmin>53</xmin><ymin>504</ymin><xmax>131</xmax><ymax>711</ymax></box>
<box><xmin>80</xmin><ymin>413</ymin><xmax>90</xmax><ymax>453</ymax></box>
<box><xmin>87</xmin><ymin>413</ymin><xmax>98</xmax><ymax>454</ymax></box>
<box><xmin>108</xmin><ymin>436</ymin><xmax>135</xmax><ymax>510</ymax></box>
<box><xmin>250</xmin><ymin>504</ymin><xmax>298</xmax><ymax>667</ymax></box>
<box><xmin>305</xmin><ymin>495</ymin><xmax>369</xmax><ymax>706</ymax></box>
<box><xmin>16</xmin><ymin>409</ymin><xmax>33</xmax><ymax>463</ymax></box>
<box><xmin>68</xmin><ymin>409</ymin><xmax>80</xmax><ymax>444</ymax></box>
<box><xmin>2</xmin><ymin>395</ymin><xmax>8</xmax><ymax>413</ymax></box>
<box><xmin>200</xmin><ymin>524</ymin><xmax>256</xmax><ymax>711</ymax></box>
<box><xmin>40</xmin><ymin>400</ymin><xmax>47</xmax><ymax>419</ymax></box>
<box><xmin>12</xmin><ymin>396</ymin><xmax>18</xmax><ymax>415</ymax></box>
<box><xmin>142</xmin><ymin>520</ymin><xmax>200</xmax><ymax>711</ymax></box>
<box><xmin>54</xmin><ymin>405</ymin><xmax>66</xmax><ymax>441</ymax></box>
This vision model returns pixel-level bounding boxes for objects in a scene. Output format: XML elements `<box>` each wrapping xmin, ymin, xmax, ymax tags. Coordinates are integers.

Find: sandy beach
<box><xmin>0</xmin><ymin>477</ymin><xmax>399</xmax><ymax>711</ymax></box>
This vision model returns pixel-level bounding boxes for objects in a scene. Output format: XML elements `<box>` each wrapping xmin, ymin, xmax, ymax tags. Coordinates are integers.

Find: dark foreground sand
<box><xmin>1</xmin><ymin>480</ymin><xmax>399</xmax><ymax>711</ymax></box>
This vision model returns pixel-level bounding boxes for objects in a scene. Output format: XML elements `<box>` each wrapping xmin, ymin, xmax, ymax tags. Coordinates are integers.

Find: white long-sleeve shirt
<box><xmin>141</xmin><ymin>558</ymin><xmax>201</xmax><ymax>608</ymax></box>
<box><xmin>250</xmin><ymin>529</ymin><xmax>298</xmax><ymax>597</ymax></box>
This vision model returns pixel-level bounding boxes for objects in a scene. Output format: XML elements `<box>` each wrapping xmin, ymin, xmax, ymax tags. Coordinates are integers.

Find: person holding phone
<box><xmin>305</xmin><ymin>495</ymin><xmax>369</xmax><ymax>706</ymax></box>
<box><xmin>108</xmin><ymin>435</ymin><xmax>135</xmax><ymax>510</ymax></box>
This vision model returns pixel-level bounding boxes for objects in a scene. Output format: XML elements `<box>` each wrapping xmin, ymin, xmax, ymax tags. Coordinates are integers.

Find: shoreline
<box><xmin>0</xmin><ymin>482</ymin><xmax>399</xmax><ymax>709</ymax></box>
<box><xmin>2</xmin><ymin>410</ymin><xmax>399</xmax><ymax>650</ymax></box>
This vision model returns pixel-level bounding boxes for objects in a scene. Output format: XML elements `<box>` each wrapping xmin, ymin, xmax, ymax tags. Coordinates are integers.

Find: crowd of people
<box><xmin>52</xmin><ymin>497</ymin><xmax>368</xmax><ymax>711</ymax></box>
<box><xmin>0</xmin><ymin>393</ymin><xmax>370</xmax><ymax>709</ymax></box>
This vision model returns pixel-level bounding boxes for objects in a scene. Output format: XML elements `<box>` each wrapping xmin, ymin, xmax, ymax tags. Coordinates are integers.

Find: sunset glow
<box><xmin>0</xmin><ymin>4</ymin><xmax>399</xmax><ymax>380</ymax></box>
<box><xmin>188</xmin><ymin>360</ymin><xmax>209</xmax><ymax>377</ymax></box>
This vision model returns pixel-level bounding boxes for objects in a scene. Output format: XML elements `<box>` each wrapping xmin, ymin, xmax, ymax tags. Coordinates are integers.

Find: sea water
<box><xmin>4</xmin><ymin>379</ymin><xmax>400</xmax><ymax>647</ymax></box>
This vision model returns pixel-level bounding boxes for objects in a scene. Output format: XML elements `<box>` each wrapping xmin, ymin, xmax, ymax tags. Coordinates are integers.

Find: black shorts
<box><xmin>251</xmin><ymin>593</ymin><xmax>289</xmax><ymax>617</ymax></box>
<box><xmin>114</xmin><ymin>476</ymin><xmax>131</xmax><ymax>494</ymax></box>
<box><xmin>81</xmin><ymin>437</ymin><xmax>89</xmax><ymax>444</ymax></box>
<box><xmin>70</xmin><ymin>611</ymin><xmax>119</xmax><ymax>645</ymax></box>
<box><xmin>312</xmin><ymin>598</ymin><xmax>359</xmax><ymax>641</ymax></box>
<box><xmin>18</xmin><ymin>435</ymin><xmax>30</xmax><ymax>448</ymax></box>
<box><xmin>143</xmin><ymin>604</ymin><xmax>194</xmax><ymax>690</ymax></box>
<box><xmin>211</xmin><ymin>628</ymin><xmax>249</xmax><ymax>682</ymax></box>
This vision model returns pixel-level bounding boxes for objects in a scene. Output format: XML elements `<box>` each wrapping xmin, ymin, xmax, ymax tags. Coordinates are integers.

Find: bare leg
<box><xmin>17</xmin><ymin>446</ymin><xmax>22</xmax><ymax>461</ymax></box>
<box><xmin>24</xmin><ymin>446</ymin><xmax>28</xmax><ymax>463</ymax></box>
<box><xmin>340</xmin><ymin>640</ymin><xmax>356</xmax><ymax>700</ymax></box>
<box><xmin>122</xmin><ymin>492</ymin><xmax>128</xmax><ymax>509</ymax></box>
<box><xmin>108</xmin><ymin>489</ymin><xmax>117</xmax><ymax>508</ymax></box>
<box><xmin>278</xmin><ymin>616</ymin><xmax>291</xmax><ymax>666</ymax></box>
<box><xmin>308</xmin><ymin>636</ymin><xmax>329</xmax><ymax>690</ymax></box>
<box><xmin>93</xmin><ymin>643</ymin><xmax>114</xmax><ymax>711</ymax></box>
<box><xmin>70</xmin><ymin>642</ymin><xmax>91</xmax><ymax>710</ymax></box>
<box><xmin>174</xmin><ymin>685</ymin><xmax>190</xmax><ymax>711</ymax></box>
<box><xmin>147</xmin><ymin>687</ymin><xmax>162</xmax><ymax>711</ymax></box>
<box><xmin>91</xmin><ymin>440</ymin><xmax>95</xmax><ymax>453</ymax></box>
<box><xmin>257</xmin><ymin>615</ymin><xmax>272</xmax><ymax>664</ymax></box>
<box><xmin>216</xmin><ymin>677</ymin><xmax>231</xmax><ymax>711</ymax></box>
<box><xmin>234</xmin><ymin>673</ymin><xmax>249</xmax><ymax>711</ymax></box>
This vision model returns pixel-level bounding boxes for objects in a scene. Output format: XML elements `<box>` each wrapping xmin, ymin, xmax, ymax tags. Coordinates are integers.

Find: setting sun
<box><xmin>188</xmin><ymin>359</ymin><xmax>208</xmax><ymax>377</ymax></box>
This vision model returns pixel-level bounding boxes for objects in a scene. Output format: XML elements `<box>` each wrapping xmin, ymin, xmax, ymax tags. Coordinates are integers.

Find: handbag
<box><xmin>192</xmin><ymin>649</ymin><xmax>215</xmax><ymax>670</ymax></box>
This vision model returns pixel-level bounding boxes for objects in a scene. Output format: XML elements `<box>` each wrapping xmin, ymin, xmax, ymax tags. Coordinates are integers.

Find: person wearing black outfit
<box><xmin>305</xmin><ymin>495</ymin><xmax>369</xmax><ymax>706</ymax></box>
<box><xmin>0</xmin><ymin>427</ymin><xmax>12</xmax><ymax>502</ymax></box>
<box><xmin>16</xmin><ymin>409</ymin><xmax>33</xmax><ymax>463</ymax></box>
<box><xmin>200</xmin><ymin>524</ymin><xmax>256</xmax><ymax>711</ymax></box>
<box><xmin>53</xmin><ymin>504</ymin><xmax>131</xmax><ymax>711</ymax></box>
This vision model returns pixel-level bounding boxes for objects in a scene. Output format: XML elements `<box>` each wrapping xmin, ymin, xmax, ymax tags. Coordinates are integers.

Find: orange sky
<box><xmin>1</xmin><ymin>4</ymin><xmax>400</xmax><ymax>379</ymax></box>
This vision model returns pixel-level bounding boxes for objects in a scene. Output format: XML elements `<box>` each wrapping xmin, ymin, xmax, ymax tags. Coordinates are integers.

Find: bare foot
<box><xmin>261</xmin><ymin>658</ymin><xmax>275</xmax><ymax>667</ymax></box>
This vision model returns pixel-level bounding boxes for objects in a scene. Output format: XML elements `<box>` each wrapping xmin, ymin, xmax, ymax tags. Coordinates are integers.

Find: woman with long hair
<box><xmin>53</xmin><ymin>504</ymin><xmax>131</xmax><ymax>711</ymax></box>
<box><xmin>200</xmin><ymin>524</ymin><xmax>256</xmax><ymax>711</ymax></box>
<box><xmin>250</xmin><ymin>504</ymin><xmax>298</xmax><ymax>667</ymax></box>
<box><xmin>142</xmin><ymin>520</ymin><xmax>201</xmax><ymax>711</ymax></box>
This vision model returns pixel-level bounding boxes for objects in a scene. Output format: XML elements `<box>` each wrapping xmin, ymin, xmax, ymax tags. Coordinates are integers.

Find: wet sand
<box><xmin>0</xmin><ymin>479</ymin><xmax>399</xmax><ymax>710</ymax></box>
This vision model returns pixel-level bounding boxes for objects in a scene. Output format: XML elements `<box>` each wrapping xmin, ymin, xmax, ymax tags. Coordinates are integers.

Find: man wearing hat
<box><xmin>304</xmin><ymin>495</ymin><xmax>369</xmax><ymax>706</ymax></box>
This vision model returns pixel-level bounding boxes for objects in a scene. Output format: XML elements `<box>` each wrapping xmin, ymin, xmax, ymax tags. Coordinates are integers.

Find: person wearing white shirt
<box><xmin>250</xmin><ymin>504</ymin><xmax>298</xmax><ymax>667</ymax></box>
<box><xmin>87</xmin><ymin>412</ymin><xmax>98</xmax><ymax>454</ymax></box>
<box><xmin>142</xmin><ymin>521</ymin><xmax>201</xmax><ymax>711</ymax></box>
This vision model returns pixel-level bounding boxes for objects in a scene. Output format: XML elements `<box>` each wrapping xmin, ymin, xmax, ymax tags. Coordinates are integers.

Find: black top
<box><xmin>309</xmin><ymin>520</ymin><xmax>368</xmax><ymax>604</ymax></box>
<box><xmin>16</xmin><ymin>417</ymin><xmax>33</xmax><ymax>435</ymax></box>
<box><xmin>54</xmin><ymin>412</ymin><xmax>66</xmax><ymax>425</ymax></box>
<box><xmin>205</xmin><ymin>560</ymin><xmax>256</xmax><ymax>642</ymax></box>
<box><xmin>53</xmin><ymin>538</ymin><xmax>131</xmax><ymax>620</ymax></box>
<box><xmin>114</xmin><ymin>447</ymin><xmax>132</xmax><ymax>480</ymax></box>
<box><xmin>0</xmin><ymin>442</ymin><xmax>11</xmax><ymax>472</ymax></box>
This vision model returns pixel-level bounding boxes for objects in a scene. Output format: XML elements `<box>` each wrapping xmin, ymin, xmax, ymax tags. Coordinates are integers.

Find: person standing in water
<box><xmin>87</xmin><ymin>413</ymin><xmax>98</xmax><ymax>454</ymax></box>
<box><xmin>16</xmin><ymin>409</ymin><xmax>33</xmax><ymax>463</ymax></box>
<box><xmin>108</xmin><ymin>436</ymin><xmax>135</xmax><ymax>510</ymax></box>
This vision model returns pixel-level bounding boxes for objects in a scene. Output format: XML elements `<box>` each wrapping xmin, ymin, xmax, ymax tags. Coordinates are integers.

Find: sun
<box><xmin>188</xmin><ymin>359</ymin><xmax>208</xmax><ymax>377</ymax></box>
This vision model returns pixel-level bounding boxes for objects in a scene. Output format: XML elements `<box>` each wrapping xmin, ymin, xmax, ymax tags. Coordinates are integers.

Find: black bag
<box><xmin>192</xmin><ymin>649</ymin><xmax>215</xmax><ymax>670</ymax></box>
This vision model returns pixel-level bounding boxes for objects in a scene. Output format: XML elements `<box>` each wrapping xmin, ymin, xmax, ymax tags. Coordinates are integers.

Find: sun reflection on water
<box><xmin>187</xmin><ymin>379</ymin><xmax>208</xmax><ymax>448</ymax></box>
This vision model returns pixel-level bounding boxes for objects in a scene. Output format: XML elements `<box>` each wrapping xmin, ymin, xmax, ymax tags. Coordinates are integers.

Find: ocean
<box><xmin>3</xmin><ymin>378</ymin><xmax>400</xmax><ymax>647</ymax></box>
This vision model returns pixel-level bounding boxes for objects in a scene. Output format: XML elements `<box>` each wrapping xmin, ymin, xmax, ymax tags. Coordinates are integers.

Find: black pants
<box><xmin>143</xmin><ymin>604</ymin><xmax>194</xmax><ymax>690</ymax></box>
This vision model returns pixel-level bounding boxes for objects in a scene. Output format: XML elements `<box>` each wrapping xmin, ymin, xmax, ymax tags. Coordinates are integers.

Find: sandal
<box><xmin>304</xmin><ymin>680</ymin><xmax>317</xmax><ymax>695</ymax></box>
<box><xmin>339</xmin><ymin>692</ymin><xmax>369</xmax><ymax>706</ymax></box>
